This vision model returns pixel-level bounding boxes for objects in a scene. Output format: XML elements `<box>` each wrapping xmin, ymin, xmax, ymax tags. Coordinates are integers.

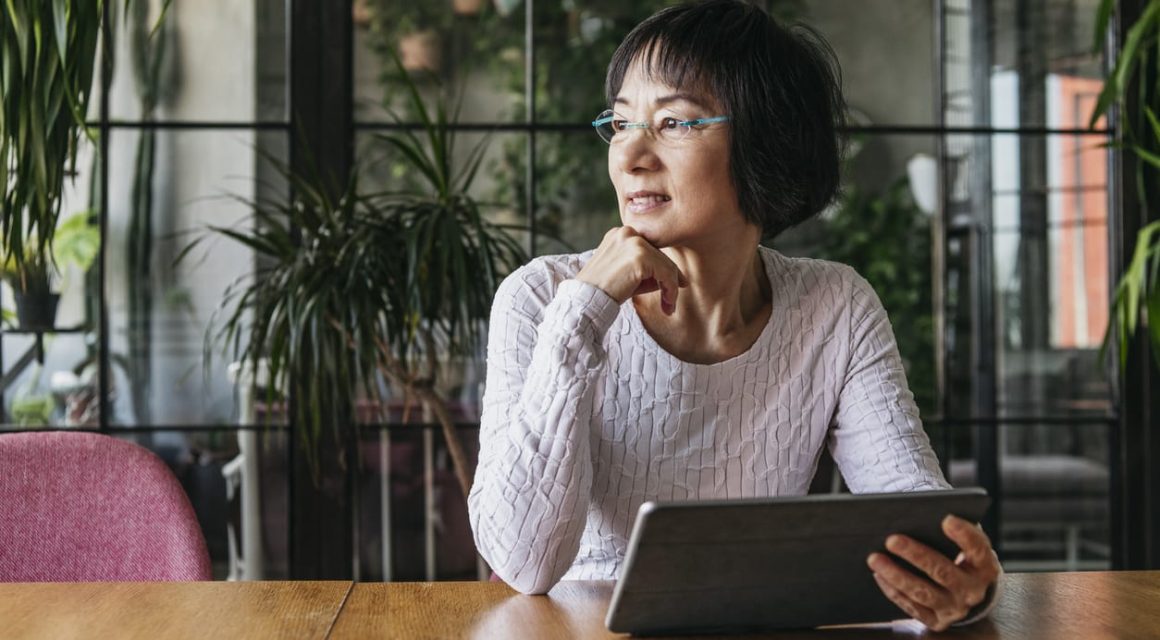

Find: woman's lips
<box><xmin>625</xmin><ymin>193</ymin><xmax>672</xmax><ymax>214</ymax></box>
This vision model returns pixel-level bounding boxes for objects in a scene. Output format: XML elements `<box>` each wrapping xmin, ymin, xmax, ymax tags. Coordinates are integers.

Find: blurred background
<box><xmin>1</xmin><ymin>0</ymin><xmax>1128</xmax><ymax>580</ymax></box>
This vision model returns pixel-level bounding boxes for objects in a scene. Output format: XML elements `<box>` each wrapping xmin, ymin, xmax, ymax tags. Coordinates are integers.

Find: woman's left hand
<box><xmin>866</xmin><ymin>514</ymin><xmax>1002</xmax><ymax>631</ymax></box>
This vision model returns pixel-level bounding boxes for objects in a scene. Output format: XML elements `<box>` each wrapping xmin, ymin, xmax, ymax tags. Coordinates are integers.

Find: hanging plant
<box><xmin>0</xmin><ymin>1</ymin><xmax>168</xmax><ymax>275</ymax></box>
<box><xmin>0</xmin><ymin>0</ymin><xmax>103</xmax><ymax>271</ymax></box>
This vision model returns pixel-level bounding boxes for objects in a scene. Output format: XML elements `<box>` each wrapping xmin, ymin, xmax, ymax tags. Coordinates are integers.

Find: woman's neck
<box><xmin>669</xmin><ymin>245</ymin><xmax>768</xmax><ymax>326</ymax></box>
<box><xmin>633</xmin><ymin>239</ymin><xmax>772</xmax><ymax>362</ymax></box>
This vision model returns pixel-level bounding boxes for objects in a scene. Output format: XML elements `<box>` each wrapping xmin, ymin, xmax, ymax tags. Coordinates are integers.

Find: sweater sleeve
<box><xmin>828</xmin><ymin>268</ymin><xmax>950</xmax><ymax>493</ymax></box>
<box><xmin>827</xmin><ymin>270</ymin><xmax>1005</xmax><ymax>627</ymax></box>
<box><xmin>467</xmin><ymin>264</ymin><xmax>620</xmax><ymax>595</ymax></box>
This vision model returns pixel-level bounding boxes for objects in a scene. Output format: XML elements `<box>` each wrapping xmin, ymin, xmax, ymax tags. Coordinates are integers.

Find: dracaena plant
<box><xmin>0</xmin><ymin>0</ymin><xmax>102</xmax><ymax>272</ymax></box>
<box><xmin>0</xmin><ymin>1</ymin><xmax>167</xmax><ymax>274</ymax></box>
<box><xmin>190</xmin><ymin>65</ymin><xmax>528</xmax><ymax>491</ymax></box>
<box><xmin>1094</xmin><ymin>0</ymin><xmax>1160</xmax><ymax>369</ymax></box>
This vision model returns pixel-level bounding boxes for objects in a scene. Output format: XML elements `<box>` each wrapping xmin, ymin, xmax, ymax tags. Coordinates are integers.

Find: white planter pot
<box><xmin>493</xmin><ymin>0</ymin><xmax>522</xmax><ymax>18</ymax></box>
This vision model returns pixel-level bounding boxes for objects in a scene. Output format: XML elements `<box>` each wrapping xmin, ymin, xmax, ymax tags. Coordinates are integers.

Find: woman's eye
<box><xmin>611</xmin><ymin>120</ymin><xmax>629</xmax><ymax>132</ymax></box>
<box><xmin>659</xmin><ymin>117</ymin><xmax>681</xmax><ymax>129</ymax></box>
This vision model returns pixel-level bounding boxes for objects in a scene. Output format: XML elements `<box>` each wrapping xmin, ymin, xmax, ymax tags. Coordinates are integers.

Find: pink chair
<box><xmin>0</xmin><ymin>431</ymin><xmax>212</xmax><ymax>581</ymax></box>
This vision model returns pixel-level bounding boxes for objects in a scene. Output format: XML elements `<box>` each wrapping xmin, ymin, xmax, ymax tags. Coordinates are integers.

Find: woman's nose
<box><xmin>611</xmin><ymin>130</ymin><xmax>661</xmax><ymax>174</ymax></box>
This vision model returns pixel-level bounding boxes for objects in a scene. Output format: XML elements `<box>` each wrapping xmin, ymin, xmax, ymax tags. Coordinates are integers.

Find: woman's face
<box><xmin>607</xmin><ymin>59</ymin><xmax>746</xmax><ymax>250</ymax></box>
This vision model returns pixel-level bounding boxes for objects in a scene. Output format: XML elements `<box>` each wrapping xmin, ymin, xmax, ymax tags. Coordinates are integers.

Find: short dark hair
<box><xmin>605</xmin><ymin>0</ymin><xmax>847</xmax><ymax>239</ymax></box>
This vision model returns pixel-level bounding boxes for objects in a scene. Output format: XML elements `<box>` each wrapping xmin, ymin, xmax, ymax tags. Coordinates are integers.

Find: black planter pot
<box><xmin>12</xmin><ymin>291</ymin><xmax>60</xmax><ymax>330</ymax></box>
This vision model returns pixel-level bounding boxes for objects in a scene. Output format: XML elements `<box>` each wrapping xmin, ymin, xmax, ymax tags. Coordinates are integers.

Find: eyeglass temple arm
<box><xmin>681</xmin><ymin>116</ymin><xmax>730</xmax><ymax>126</ymax></box>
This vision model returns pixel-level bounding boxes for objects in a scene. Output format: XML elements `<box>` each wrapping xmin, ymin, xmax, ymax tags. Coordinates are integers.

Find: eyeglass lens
<box><xmin>593</xmin><ymin>109</ymin><xmax>715</xmax><ymax>144</ymax></box>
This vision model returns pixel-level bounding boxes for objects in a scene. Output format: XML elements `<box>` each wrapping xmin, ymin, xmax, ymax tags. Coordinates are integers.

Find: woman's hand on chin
<box><xmin>575</xmin><ymin>226</ymin><xmax>689</xmax><ymax>315</ymax></box>
<box><xmin>866</xmin><ymin>514</ymin><xmax>1002</xmax><ymax>631</ymax></box>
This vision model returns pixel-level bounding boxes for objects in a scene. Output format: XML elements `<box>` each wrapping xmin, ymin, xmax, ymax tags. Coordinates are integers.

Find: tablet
<box><xmin>605</xmin><ymin>488</ymin><xmax>991</xmax><ymax>635</ymax></box>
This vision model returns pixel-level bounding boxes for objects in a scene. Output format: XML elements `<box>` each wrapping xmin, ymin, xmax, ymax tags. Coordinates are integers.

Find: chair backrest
<box><xmin>0</xmin><ymin>431</ymin><xmax>212</xmax><ymax>581</ymax></box>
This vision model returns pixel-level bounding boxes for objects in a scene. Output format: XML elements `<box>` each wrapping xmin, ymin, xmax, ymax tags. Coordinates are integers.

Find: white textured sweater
<box><xmin>468</xmin><ymin>246</ymin><xmax>951</xmax><ymax>596</ymax></box>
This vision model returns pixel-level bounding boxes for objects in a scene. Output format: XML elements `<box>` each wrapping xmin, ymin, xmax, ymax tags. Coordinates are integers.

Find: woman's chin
<box><xmin>636</xmin><ymin>229</ymin><xmax>669</xmax><ymax>248</ymax></box>
<box><xmin>620</xmin><ymin>218</ymin><xmax>667</xmax><ymax>247</ymax></box>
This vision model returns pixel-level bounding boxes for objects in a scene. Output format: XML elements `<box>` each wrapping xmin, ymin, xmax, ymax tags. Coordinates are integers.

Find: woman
<box><xmin>468</xmin><ymin>0</ymin><xmax>1001</xmax><ymax>630</ymax></box>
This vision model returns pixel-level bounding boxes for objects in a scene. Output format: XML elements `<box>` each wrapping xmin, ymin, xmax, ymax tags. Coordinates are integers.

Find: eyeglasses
<box><xmin>591</xmin><ymin>108</ymin><xmax>730</xmax><ymax>144</ymax></box>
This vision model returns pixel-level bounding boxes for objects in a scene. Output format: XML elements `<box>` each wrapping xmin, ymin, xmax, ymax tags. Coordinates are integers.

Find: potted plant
<box><xmin>1</xmin><ymin>212</ymin><xmax>100</xmax><ymax>330</ymax></box>
<box><xmin>364</xmin><ymin>1</ymin><xmax>447</xmax><ymax>74</ymax></box>
<box><xmin>454</xmin><ymin>0</ymin><xmax>487</xmax><ymax>17</ymax></box>
<box><xmin>353</xmin><ymin>0</ymin><xmax>373</xmax><ymax>27</ymax></box>
<box><xmin>192</xmin><ymin>64</ymin><xmax>528</xmax><ymax>494</ymax></box>
<box><xmin>0</xmin><ymin>1</ymin><xmax>99</xmax><ymax>284</ymax></box>
<box><xmin>1</xmin><ymin>2</ymin><xmax>164</xmax><ymax>281</ymax></box>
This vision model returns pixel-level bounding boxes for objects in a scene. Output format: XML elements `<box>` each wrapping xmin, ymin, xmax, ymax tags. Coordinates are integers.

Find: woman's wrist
<box><xmin>953</xmin><ymin>572</ymin><xmax>1003</xmax><ymax>626</ymax></box>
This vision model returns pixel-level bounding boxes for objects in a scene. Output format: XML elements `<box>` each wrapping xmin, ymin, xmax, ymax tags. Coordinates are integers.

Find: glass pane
<box><xmin>355</xmin><ymin>127</ymin><xmax>521</xmax><ymax>424</ymax></box>
<box><xmin>106</xmin><ymin>130</ymin><xmax>287</xmax><ymax>426</ymax></box>
<box><xmin>355</xmin><ymin>125</ymin><xmax>522</xmax><ymax>425</ymax></box>
<box><xmin>943</xmin><ymin>0</ymin><xmax>1106</xmax><ymax>130</ymax></box>
<box><xmin>804</xmin><ymin>0</ymin><xmax>937</xmax><ymax>126</ymax></box>
<box><xmin>992</xmin><ymin>132</ymin><xmax>1109</xmax><ymax>417</ymax></box>
<box><xmin>534</xmin><ymin>1</ymin><xmax>933</xmax><ymax>127</ymax></box>
<box><xmin>532</xmin><ymin>132</ymin><xmax>618</xmax><ymax>257</ymax></box>
<box><xmin>353</xmin><ymin>1</ymin><xmax>524</xmax><ymax>123</ymax></box>
<box><xmin>947</xmin><ymin>421</ymin><xmax>1111</xmax><ymax>571</ymax></box>
<box><xmin>531</xmin><ymin>2</ymin><xmax>677</xmax><ymax>124</ymax></box>
<box><xmin>941</xmin><ymin>128</ymin><xmax>1112</xmax><ymax>568</ymax></box>
<box><xmin>0</xmin><ymin>135</ymin><xmax>100</xmax><ymax>428</ymax></box>
<box><xmin>356</xmin><ymin>130</ymin><xmax>526</xmax><ymax>230</ymax></box>
<box><xmin>107</xmin><ymin>0</ymin><xmax>289</xmax><ymax>122</ymax></box>
<box><xmin>942</xmin><ymin>131</ymin><xmax>1112</xmax><ymax>420</ymax></box>
<box><xmin>1</xmin><ymin>334</ymin><xmax>93</xmax><ymax>427</ymax></box>
<box><xmin>356</xmin><ymin>425</ymin><xmax>482</xmax><ymax>581</ymax></box>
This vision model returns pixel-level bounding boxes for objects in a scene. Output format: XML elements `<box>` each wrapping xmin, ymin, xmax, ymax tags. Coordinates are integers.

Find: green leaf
<box><xmin>1132</xmin><ymin>143</ymin><xmax>1160</xmax><ymax>170</ymax></box>
<box><xmin>182</xmin><ymin>50</ymin><xmax>544</xmax><ymax>481</ymax></box>
<box><xmin>1093</xmin><ymin>0</ymin><xmax>1114</xmax><ymax>53</ymax></box>
<box><xmin>1091</xmin><ymin>4</ymin><xmax>1160</xmax><ymax>127</ymax></box>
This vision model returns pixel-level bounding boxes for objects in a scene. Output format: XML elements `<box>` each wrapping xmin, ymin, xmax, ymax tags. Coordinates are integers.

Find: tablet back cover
<box><xmin>606</xmin><ymin>489</ymin><xmax>990</xmax><ymax>635</ymax></box>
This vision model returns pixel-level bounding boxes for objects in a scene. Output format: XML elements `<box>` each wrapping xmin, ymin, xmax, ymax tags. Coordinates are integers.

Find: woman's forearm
<box><xmin>468</xmin><ymin>276</ymin><xmax>619</xmax><ymax>594</ymax></box>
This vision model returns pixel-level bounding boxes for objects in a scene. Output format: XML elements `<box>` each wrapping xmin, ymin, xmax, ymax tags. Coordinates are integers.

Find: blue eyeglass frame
<box><xmin>591</xmin><ymin>111</ymin><xmax>731</xmax><ymax>139</ymax></box>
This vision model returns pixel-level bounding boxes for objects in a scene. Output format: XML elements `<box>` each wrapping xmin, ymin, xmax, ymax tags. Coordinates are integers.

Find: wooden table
<box><xmin>330</xmin><ymin>572</ymin><xmax>1160</xmax><ymax>639</ymax></box>
<box><xmin>0</xmin><ymin>581</ymin><xmax>352</xmax><ymax>639</ymax></box>
<box><xmin>2</xmin><ymin>572</ymin><xmax>1159</xmax><ymax>639</ymax></box>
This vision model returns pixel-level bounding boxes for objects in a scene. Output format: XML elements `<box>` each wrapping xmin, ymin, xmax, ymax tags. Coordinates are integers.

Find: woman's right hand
<box><xmin>575</xmin><ymin>226</ymin><xmax>689</xmax><ymax>315</ymax></box>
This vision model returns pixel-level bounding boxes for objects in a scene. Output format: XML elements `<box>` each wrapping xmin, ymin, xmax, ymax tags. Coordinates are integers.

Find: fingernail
<box><xmin>886</xmin><ymin>535</ymin><xmax>905</xmax><ymax>551</ymax></box>
<box><xmin>867</xmin><ymin>554</ymin><xmax>880</xmax><ymax>570</ymax></box>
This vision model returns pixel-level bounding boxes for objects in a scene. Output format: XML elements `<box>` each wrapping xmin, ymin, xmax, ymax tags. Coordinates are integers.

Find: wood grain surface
<box><xmin>3</xmin><ymin>571</ymin><xmax>1160</xmax><ymax>639</ymax></box>
<box><xmin>329</xmin><ymin>572</ymin><xmax>1160</xmax><ymax>639</ymax></box>
<box><xmin>329</xmin><ymin>580</ymin><xmax>613</xmax><ymax>640</ymax></box>
<box><xmin>0</xmin><ymin>581</ymin><xmax>352</xmax><ymax>639</ymax></box>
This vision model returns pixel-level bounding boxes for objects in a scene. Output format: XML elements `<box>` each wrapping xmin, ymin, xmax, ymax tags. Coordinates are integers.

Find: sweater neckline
<box><xmin>625</xmin><ymin>247</ymin><xmax>777</xmax><ymax>371</ymax></box>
